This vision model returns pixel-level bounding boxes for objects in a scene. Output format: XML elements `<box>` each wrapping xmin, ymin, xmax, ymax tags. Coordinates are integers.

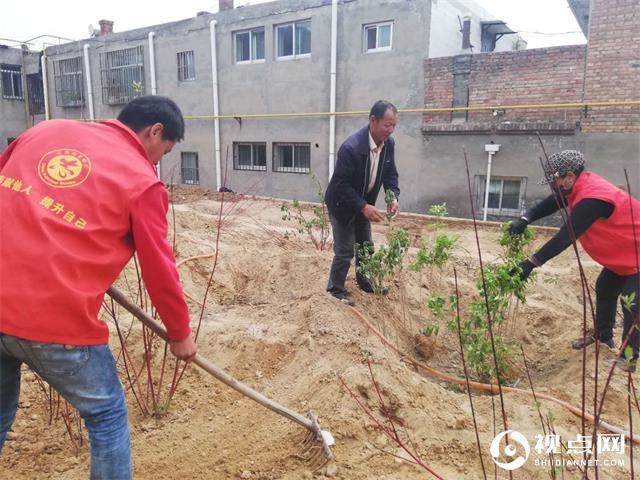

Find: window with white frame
<box><xmin>364</xmin><ymin>22</ymin><xmax>393</xmax><ymax>52</ymax></box>
<box><xmin>100</xmin><ymin>46</ymin><xmax>144</xmax><ymax>105</ymax></box>
<box><xmin>276</xmin><ymin>20</ymin><xmax>311</xmax><ymax>59</ymax></box>
<box><xmin>54</xmin><ymin>57</ymin><xmax>84</xmax><ymax>107</ymax></box>
<box><xmin>475</xmin><ymin>176</ymin><xmax>526</xmax><ymax>217</ymax></box>
<box><xmin>181</xmin><ymin>152</ymin><xmax>199</xmax><ymax>185</ymax></box>
<box><xmin>273</xmin><ymin>143</ymin><xmax>310</xmax><ymax>173</ymax></box>
<box><xmin>177</xmin><ymin>51</ymin><xmax>195</xmax><ymax>81</ymax></box>
<box><xmin>234</xmin><ymin>28</ymin><xmax>265</xmax><ymax>63</ymax></box>
<box><xmin>1</xmin><ymin>64</ymin><xmax>23</xmax><ymax>100</ymax></box>
<box><xmin>234</xmin><ymin>143</ymin><xmax>266</xmax><ymax>171</ymax></box>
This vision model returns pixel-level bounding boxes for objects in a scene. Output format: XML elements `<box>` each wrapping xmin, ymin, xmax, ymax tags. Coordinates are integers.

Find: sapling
<box><xmin>621</xmin><ymin>292</ymin><xmax>636</xmax><ymax>313</ymax></box>
<box><xmin>280</xmin><ymin>173</ymin><xmax>330</xmax><ymax>250</ymax></box>
<box><xmin>449</xmin><ymin>222</ymin><xmax>536</xmax><ymax>380</ymax></box>
<box><xmin>411</xmin><ymin>203</ymin><xmax>458</xmax><ymax>271</ymax></box>
<box><xmin>356</xmin><ymin>229</ymin><xmax>410</xmax><ymax>294</ymax></box>
<box><xmin>422</xmin><ymin>293</ymin><xmax>458</xmax><ymax>341</ymax></box>
<box><xmin>384</xmin><ymin>189</ymin><xmax>396</xmax><ymax>222</ymax></box>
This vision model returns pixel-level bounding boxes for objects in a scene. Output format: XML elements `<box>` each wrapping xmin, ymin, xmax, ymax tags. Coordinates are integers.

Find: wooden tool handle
<box><xmin>106</xmin><ymin>287</ymin><xmax>315</xmax><ymax>431</ymax></box>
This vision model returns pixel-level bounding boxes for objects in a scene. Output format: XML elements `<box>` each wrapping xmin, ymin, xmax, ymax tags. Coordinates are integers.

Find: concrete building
<box><xmin>429</xmin><ymin>0</ymin><xmax>525</xmax><ymax>57</ymax></box>
<box><xmin>4</xmin><ymin>0</ymin><xmax>634</xmax><ymax>223</ymax></box>
<box><xmin>422</xmin><ymin>0</ymin><xmax>639</xmax><ymax>222</ymax></box>
<box><xmin>0</xmin><ymin>46</ymin><xmax>44</xmax><ymax>148</ymax></box>
<box><xmin>6</xmin><ymin>0</ymin><xmax>523</xmax><ymax>212</ymax></box>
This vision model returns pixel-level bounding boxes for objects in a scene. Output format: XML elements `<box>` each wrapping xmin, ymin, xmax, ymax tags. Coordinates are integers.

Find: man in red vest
<box><xmin>0</xmin><ymin>96</ymin><xmax>197</xmax><ymax>478</ymax></box>
<box><xmin>509</xmin><ymin>150</ymin><xmax>640</xmax><ymax>373</ymax></box>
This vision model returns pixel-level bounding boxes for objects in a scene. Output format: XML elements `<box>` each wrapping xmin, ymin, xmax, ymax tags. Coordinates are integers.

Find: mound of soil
<box><xmin>2</xmin><ymin>189</ymin><xmax>636</xmax><ymax>479</ymax></box>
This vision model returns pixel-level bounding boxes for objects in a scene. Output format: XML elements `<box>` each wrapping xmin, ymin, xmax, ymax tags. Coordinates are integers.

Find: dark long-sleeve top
<box><xmin>525</xmin><ymin>194</ymin><xmax>614</xmax><ymax>266</ymax></box>
<box><xmin>325</xmin><ymin>125</ymin><xmax>400</xmax><ymax>221</ymax></box>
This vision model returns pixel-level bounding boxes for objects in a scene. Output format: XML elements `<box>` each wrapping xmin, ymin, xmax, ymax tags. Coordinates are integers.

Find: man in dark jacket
<box><xmin>325</xmin><ymin>100</ymin><xmax>400</xmax><ymax>305</ymax></box>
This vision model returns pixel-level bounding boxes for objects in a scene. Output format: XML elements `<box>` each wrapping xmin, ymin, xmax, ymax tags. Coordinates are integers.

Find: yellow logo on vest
<box><xmin>37</xmin><ymin>149</ymin><xmax>91</xmax><ymax>188</ymax></box>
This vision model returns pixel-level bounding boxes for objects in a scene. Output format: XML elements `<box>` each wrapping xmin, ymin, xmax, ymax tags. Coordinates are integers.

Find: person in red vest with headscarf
<box><xmin>0</xmin><ymin>96</ymin><xmax>197</xmax><ymax>478</ymax></box>
<box><xmin>509</xmin><ymin>150</ymin><xmax>640</xmax><ymax>373</ymax></box>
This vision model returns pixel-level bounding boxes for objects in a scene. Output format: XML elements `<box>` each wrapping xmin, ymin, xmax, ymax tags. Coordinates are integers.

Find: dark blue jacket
<box><xmin>325</xmin><ymin>126</ymin><xmax>400</xmax><ymax>221</ymax></box>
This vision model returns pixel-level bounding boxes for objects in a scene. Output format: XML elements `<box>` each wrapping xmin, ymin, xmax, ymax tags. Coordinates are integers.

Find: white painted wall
<box><xmin>428</xmin><ymin>0</ymin><xmax>526</xmax><ymax>58</ymax></box>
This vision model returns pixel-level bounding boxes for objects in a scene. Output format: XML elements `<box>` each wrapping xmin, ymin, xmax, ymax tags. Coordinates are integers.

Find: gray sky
<box><xmin>1</xmin><ymin>0</ymin><xmax>585</xmax><ymax>50</ymax></box>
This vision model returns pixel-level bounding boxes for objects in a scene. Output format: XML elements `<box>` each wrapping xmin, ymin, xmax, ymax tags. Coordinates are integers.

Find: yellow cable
<box><xmin>184</xmin><ymin>100</ymin><xmax>640</xmax><ymax>120</ymax></box>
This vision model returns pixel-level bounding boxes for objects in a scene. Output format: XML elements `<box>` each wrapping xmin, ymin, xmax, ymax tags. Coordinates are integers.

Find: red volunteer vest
<box><xmin>0</xmin><ymin>120</ymin><xmax>163</xmax><ymax>344</ymax></box>
<box><xmin>566</xmin><ymin>171</ymin><xmax>640</xmax><ymax>276</ymax></box>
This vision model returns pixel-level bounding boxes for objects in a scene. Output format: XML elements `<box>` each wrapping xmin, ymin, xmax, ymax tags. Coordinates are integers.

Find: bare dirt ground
<box><xmin>2</xmin><ymin>187</ymin><xmax>638</xmax><ymax>479</ymax></box>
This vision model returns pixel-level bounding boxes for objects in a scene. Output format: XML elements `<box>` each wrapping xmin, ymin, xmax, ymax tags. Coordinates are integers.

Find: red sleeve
<box><xmin>131</xmin><ymin>183</ymin><xmax>192</xmax><ymax>341</ymax></box>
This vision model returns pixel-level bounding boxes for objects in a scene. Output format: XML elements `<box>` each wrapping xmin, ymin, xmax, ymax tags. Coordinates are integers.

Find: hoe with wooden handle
<box><xmin>107</xmin><ymin>287</ymin><xmax>334</xmax><ymax>462</ymax></box>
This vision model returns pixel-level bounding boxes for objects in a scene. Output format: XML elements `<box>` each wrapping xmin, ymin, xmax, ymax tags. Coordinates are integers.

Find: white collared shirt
<box><xmin>367</xmin><ymin>131</ymin><xmax>384</xmax><ymax>192</ymax></box>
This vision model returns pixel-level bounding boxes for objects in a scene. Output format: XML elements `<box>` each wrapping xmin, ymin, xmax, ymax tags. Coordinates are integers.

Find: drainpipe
<box><xmin>148</xmin><ymin>32</ymin><xmax>157</xmax><ymax>95</ymax></box>
<box><xmin>328</xmin><ymin>0</ymin><xmax>338</xmax><ymax>181</ymax></box>
<box><xmin>41</xmin><ymin>52</ymin><xmax>50</xmax><ymax>120</ymax></box>
<box><xmin>83</xmin><ymin>44</ymin><xmax>95</xmax><ymax>121</ymax></box>
<box><xmin>482</xmin><ymin>143</ymin><xmax>500</xmax><ymax>221</ymax></box>
<box><xmin>210</xmin><ymin>20</ymin><xmax>222</xmax><ymax>191</ymax></box>
<box><xmin>148</xmin><ymin>31</ymin><xmax>160</xmax><ymax>178</ymax></box>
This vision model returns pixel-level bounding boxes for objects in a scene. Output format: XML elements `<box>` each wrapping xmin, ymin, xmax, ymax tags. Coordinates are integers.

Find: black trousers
<box><xmin>326</xmin><ymin>212</ymin><xmax>372</xmax><ymax>295</ymax></box>
<box><xmin>595</xmin><ymin>268</ymin><xmax>639</xmax><ymax>358</ymax></box>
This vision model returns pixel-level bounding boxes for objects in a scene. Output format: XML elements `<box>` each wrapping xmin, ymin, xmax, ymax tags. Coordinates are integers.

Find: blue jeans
<box><xmin>0</xmin><ymin>334</ymin><xmax>131</xmax><ymax>479</ymax></box>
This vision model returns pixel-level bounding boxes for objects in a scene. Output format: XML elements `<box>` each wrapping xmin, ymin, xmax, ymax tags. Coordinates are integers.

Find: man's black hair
<box><xmin>117</xmin><ymin>96</ymin><xmax>185</xmax><ymax>141</ymax></box>
<box><xmin>369</xmin><ymin>100</ymin><xmax>398</xmax><ymax>120</ymax></box>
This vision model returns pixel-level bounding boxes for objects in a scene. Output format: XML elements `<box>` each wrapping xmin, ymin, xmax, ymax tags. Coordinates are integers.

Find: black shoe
<box><xmin>571</xmin><ymin>335</ymin><xmax>615</xmax><ymax>350</ymax></box>
<box><xmin>357</xmin><ymin>282</ymin><xmax>388</xmax><ymax>295</ymax></box>
<box><xmin>329</xmin><ymin>292</ymin><xmax>355</xmax><ymax>306</ymax></box>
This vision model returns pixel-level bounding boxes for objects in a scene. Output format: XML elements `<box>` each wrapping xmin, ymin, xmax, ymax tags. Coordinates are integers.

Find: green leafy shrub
<box><xmin>411</xmin><ymin>203</ymin><xmax>458</xmax><ymax>271</ymax></box>
<box><xmin>449</xmin><ymin>223</ymin><xmax>536</xmax><ymax>381</ymax></box>
<box><xmin>356</xmin><ymin>229</ymin><xmax>410</xmax><ymax>294</ymax></box>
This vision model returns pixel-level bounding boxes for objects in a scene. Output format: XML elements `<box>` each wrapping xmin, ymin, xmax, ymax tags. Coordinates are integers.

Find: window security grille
<box><xmin>181</xmin><ymin>152</ymin><xmax>199</xmax><ymax>185</ymax></box>
<box><xmin>177</xmin><ymin>51</ymin><xmax>195</xmax><ymax>81</ymax></box>
<box><xmin>54</xmin><ymin>57</ymin><xmax>84</xmax><ymax>107</ymax></box>
<box><xmin>27</xmin><ymin>73</ymin><xmax>45</xmax><ymax>114</ymax></box>
<box><xmin>233</xmin><ymin>143</ymin><xmax>266</xmax><ymax>171</ymax></box>
<box><xmin>273</xmin><ymin>143</ymin><xmax>310</xmax><ymax>173</ymax></box>
<box><xmin>475</xmin><ymin>176</ymin><xmax>526</xmax><ymax>217</ymax></box>
<box><xmin>100</xmin><ymin>46</ymin><xmax>144</xmax><ymax>105</ymax></box>
<box><xmin>1</xmin><ymin>64</ymin><xmax>23</xmax><ymax>100</ymax></box>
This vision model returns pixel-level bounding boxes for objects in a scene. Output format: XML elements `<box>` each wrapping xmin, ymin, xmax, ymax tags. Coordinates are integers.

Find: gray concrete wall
<box><xmin>41</xmin><ymin>0</ymin><xmax>432</xmax><ymax>205</ymax></box>
<box><xmin>335</xmin><ymin>0</ymin><xmax>430</xmax><ymax>209</ymax></box>
<box><xmin>32</xmin><ymin>0</ymin><xmax>636</xmax><ymax>223</ymax></box>
<box><xmin>415</xmin><ymin>132</ymin><xmax>639</xmax><ymax>224</ymax></box>
<box><xmin>0</xmin><ymin>47</ymin><xmax>29</xmax><ymax>149</ymax></box>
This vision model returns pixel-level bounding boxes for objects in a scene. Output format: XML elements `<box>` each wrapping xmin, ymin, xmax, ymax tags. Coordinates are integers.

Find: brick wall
<box><xmin>582</xmin><ymin>0</ymin><xmax>639</xmax><ymax>133</ymax></box>
<box><xmin>423</xmin><ymin>0</ymin><xmax>639</xmax><ymax>133</ymax></box>
<box><xmin>424</xmin><ymin>45</ymin><xmax>587</xmax><ymax>127</ymax></box>
<box><xmin>423</xmin><ymin>57</ymin><xmax>456</xmax><ymax>123</ymax></box>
